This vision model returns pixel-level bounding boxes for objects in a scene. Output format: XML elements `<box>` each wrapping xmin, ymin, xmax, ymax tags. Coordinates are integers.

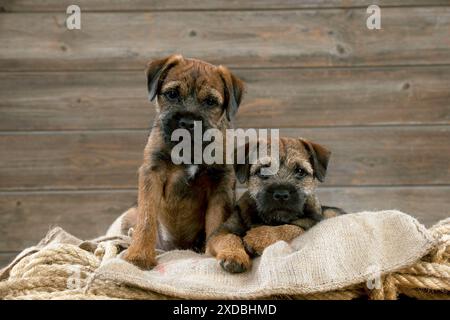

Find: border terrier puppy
<box><xmin>208</xmin><ymin>137</ymin><xmax>346</xmax><ymax>273</ymax></box>
<box><xmin>122</xmin><ymin>55</ymin><xmax>244</xmax><ymax>269</ymax></box>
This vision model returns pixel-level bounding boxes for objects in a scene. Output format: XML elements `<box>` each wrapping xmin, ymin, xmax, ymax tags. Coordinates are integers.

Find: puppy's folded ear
<box><xmin>217</xmin><ymin>66</ymin><xmax>245</xmax><ymax>121</ymax></box>
<box><xmin>300</xmin><ymin>139</ymin><xmax>331</xmax><ymax>182</ymax></box>
<box><xmin>234</xmin><ymin>140</ymin><xmax>259</xmax><ymax>184</ymax></box>
<box><xmin>146</xmin><ymin>54</ymin><xmax>183</xmax><ymax>102</ymax></box>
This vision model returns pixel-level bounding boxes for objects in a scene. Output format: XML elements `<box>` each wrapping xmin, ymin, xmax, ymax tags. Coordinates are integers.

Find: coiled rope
<box><xmin>0</xmin><ymin>219</ymin><xmax>448</xmax><ymax>300</ymax></box>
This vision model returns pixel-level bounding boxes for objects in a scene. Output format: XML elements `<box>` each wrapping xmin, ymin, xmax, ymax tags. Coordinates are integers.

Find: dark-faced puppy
<box><xmin>123</xmin><ymin>55</ymin><xmax>244</xmax><ymax>269</ymax></box>
<box><xmin>209</xmin><ymin>137</ymin><xmax>346</xmax><ymax>273</ymax></box>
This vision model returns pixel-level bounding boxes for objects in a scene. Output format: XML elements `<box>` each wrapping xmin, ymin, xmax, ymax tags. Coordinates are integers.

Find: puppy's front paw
<box><xmin>217</xmin><ymin>250</ymin><xmax>251</xmax><ymax>273</ymax></box>
<box><xmin>243</xmin><ymin>226</ymin><xmax>273</xmax><ymax>256</ymax></box>
<box><xmin>244</xmin><ymin>225</ymin><xmax>304</xmax><ymax>256</ymax></box>
<box><xmin>123</xmin><ymin>249</ymin><xmax>156</xmax><ymax>270</ymax></box>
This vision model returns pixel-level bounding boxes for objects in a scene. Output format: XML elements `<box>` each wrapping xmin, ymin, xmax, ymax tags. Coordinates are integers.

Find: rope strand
<box><xmin>1</xmin><ymin>220</ymin><xmax>448</xmax><ymax>300</ymax></box>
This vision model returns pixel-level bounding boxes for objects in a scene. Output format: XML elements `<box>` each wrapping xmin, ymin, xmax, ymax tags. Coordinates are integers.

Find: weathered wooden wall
<box><xmin>0</xmin><ymin>0</ymin><xmax>449</xmax><ymax>267</ymax></box>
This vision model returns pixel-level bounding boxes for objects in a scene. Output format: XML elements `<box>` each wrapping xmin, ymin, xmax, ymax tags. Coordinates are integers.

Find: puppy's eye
<box><xmin>205</xmin><ymin>96</ymin><xmax>218</xmax><ymax>107</ymax></box>
<box><xmin>295</xmin><ymin>167</ymin><xmax>308</xmax><ymax>179</ymax></box>
<box><xmin>164</xmin><ymin>89</ymin><xmax>179</xmax><ymax>101</ymax></box>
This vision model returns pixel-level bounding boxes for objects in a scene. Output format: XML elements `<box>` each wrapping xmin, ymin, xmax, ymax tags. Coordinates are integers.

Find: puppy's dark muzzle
<box><xmin>161</xmin><ymin>111</ymin><xmax>211</xmax><ymax>144</ymax></box>
<box><xmin>266</xmin><ymin>183</ymin><xmax>298</xmax><ymax>203</ymax></box>
<box><xmin>272</xmin><ymin>189</ymin><xmax>290</xmax><ymax>201</ymax></box>
<box><xmin>167</xmin><ymin>111</ymin><xmax>205</xmax><ymax>130</ymax></box>
<box><xmin>256</xmin><ymin>183</ymin><xmax>307</xmax><ymax>225</ymax></box>
<box><xmin>178</xmin><ymin>117</ymin><xmax>196</xmax><ymax>131</ymax></box>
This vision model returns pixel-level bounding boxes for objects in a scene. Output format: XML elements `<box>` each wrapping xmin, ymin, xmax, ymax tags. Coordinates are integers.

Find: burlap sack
<box><xmin>91</xmin><ymin>210</ymin><xmax>437</xmax><ymax>299</ymax></box>
<box><xmin>1</xmin><ymin>210</ymin><xmax>441</xmax><ymax>299</ymax></box>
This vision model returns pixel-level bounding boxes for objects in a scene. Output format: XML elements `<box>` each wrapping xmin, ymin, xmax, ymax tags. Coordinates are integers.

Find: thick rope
<box><xmin>1</xmin><ymin>220</ymin><xmax>449</xmax><ymax>300</ymax></box>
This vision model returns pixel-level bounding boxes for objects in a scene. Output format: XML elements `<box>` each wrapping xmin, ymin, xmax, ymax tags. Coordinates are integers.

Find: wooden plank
<box><xmin>2</xmin><ymin>1</ymin><xmax>449</xmax><ymax>12</ymax></box>
<box><xmin>0</xmin><ymin>71</ymin><xmax>152</xmax><ymax>131</ymax></box>
<box><xmin>0</xmin><ymin>126</ymin><xmax>448</xmax><ymax>190</ymax></box>
<box><xmin>316</xmin><ymin>187</ymin><xmax>450</xmax><ymax>227</ymax></box>
<box><xmin>0</xmin><ymin>131</ymin><xmax>145</xmax><ymax>190</ymax></box>
<box><xmin>1</xmin><ymin>8</ymin><xmax>449</xmax><ymax>71</ymax></box>
<box><xmin>1</xmin><ymin>67</ymin><xmax>449</xmax><ymax>131</ymax></box>
<box><xmin>0</xmin><ymin>191</ymin><xmax>137</xmax><ymax>251</ymax></box>
<box><xmin>0</xmin><ymin>252</ymin><xmax>18</xmax><ymax>268</ymax></box>
<box><xmin>0</xmin><ymin>187</ymin><xmax>448</xmax><ymax>251</ymax></box>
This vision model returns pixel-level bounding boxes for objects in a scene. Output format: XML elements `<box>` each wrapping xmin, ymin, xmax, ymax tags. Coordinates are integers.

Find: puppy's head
<box><xmin>146</xmin><ymin>55</ymin><xmax>244</xmax><ymax>145</ymax></box>
<box><xmin>235</xmin><ymin>137</ymin><xmax>330</xmax><ymax>225</ymax></box>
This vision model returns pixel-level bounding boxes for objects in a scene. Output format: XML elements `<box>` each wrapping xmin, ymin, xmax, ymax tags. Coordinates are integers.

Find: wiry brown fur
<box><xmin>209</xmin><ymin>137</ymin><xmax>346</xmax><ymax>273</ymax></box>
<box><xmin>123</xmin><ymin>55</ymin><xmax>244</xmax><ymax>269</ymax></box>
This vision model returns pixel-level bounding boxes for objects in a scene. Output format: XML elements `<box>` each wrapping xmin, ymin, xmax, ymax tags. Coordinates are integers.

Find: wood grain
<box><xmin>0</xmin><ymin>187</ymin><xmax>448</xmax><ymax>251</ymax></box>
<box><xmin>0</xmin><ymin>126</ymin><xmax>448</xmax><ymax>190</ymax></box>
<box><xmin>0</xmin><ymin>131</ymin><xmax>145</xmax><ymax>190</ymax></box>
<box><xmin>0</xmin><ymin>191</ymin><xmax>137</xmax><ymax>251</ymax></box>
<box><xmin>316</xmin><ymin>187</ymin><xmax>450</xmax><ymax>227</ymax></box>
<box><xmin>2</xmin><ymin>1</ymin><xmax>449</xmax><ymax>12</ymax></box>
<box><xmin>1</xmin><ymin>8</ymin><xmax>449</xmax><ymax>71</ymax></box>
<box><xmin>1</xmin><ymin>67</ymin><xmax>449</xmax><ymax>131</ymax></box>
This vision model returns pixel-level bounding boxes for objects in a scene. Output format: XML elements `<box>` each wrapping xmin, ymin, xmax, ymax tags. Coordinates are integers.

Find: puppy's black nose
<box><xmin>178</xmin><ymin>117</ymin><xmax>196</xmax><ymax>131</ymax></box>
<box><xmin>273</xmin><ymin>189</ymin><xmax>290</xmax><ymax>201</ymax></box>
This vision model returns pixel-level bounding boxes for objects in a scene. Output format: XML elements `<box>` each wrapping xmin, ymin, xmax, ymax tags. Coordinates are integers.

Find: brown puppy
<box><xmin>208</xmin><ymin>137</ymin><xmax>346</xmax><ymax>273</ymax></box>
<box><xmin>123</xmin><ymin>55</ymin><xmax>244</xmax><ymax>269</ymax></box>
